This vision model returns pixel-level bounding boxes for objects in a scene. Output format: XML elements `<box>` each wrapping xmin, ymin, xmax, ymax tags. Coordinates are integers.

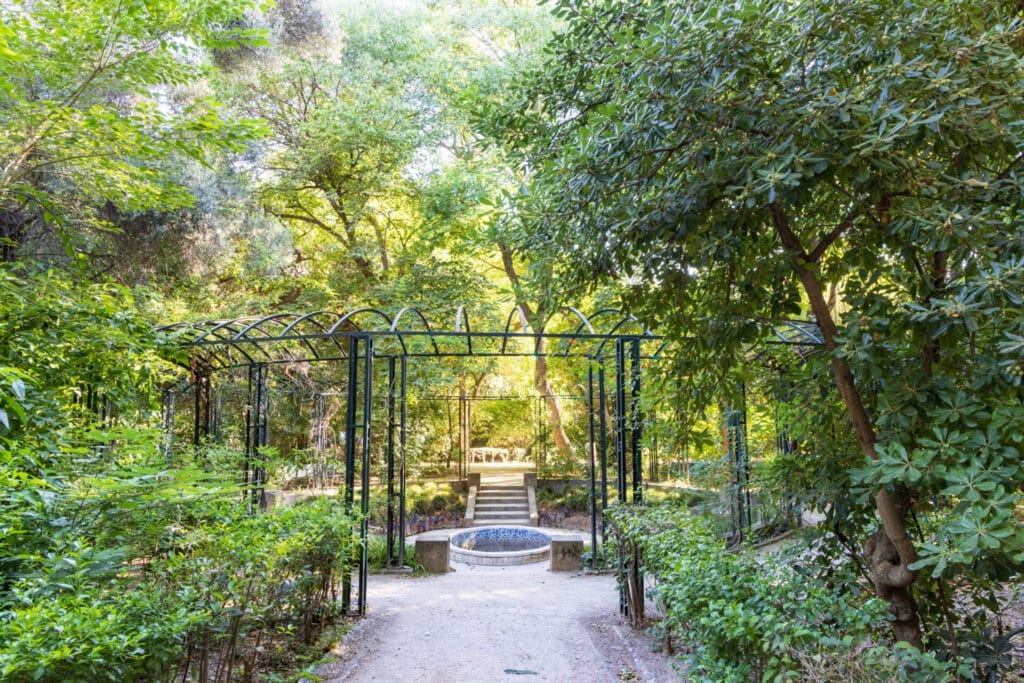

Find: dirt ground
<box><xmin>313</xmin><ymin>560</ymin><xmax>684</xmax><ymax>682</ymax></box>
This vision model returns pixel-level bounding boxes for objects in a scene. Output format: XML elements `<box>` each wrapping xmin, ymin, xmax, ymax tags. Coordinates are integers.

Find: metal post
<box><xmin>630</xmin><ymin>338</ymin><xmax>643</xmax><ymax>504</ymax></box>
<box><xmin>211</xmin><ymin>385</ymin><xmax>221</xmax><ymax>443</ymax></box>
<box><xmin>313</xmin><ymin>393</ymin><xmax>328</xmax><ymax>488</ymax></box>
<box><xmin>161</xmin><ymin>388</ymin><xmax>175</xmax><ymax>463</ymax></box>
<box><xmin>613</xmin><ymin>339</ymin><xmax>632</xmax><ymax>616</ymax></box>
<box><xmin>342</xmin><ymin>336</ymin><xmax>359</xmax><ymax>613</ymax></box>
<box><xmin>386</xmin><ymin>356</ymin><xmax>397</xmax><ymax>568</ymax></box>
<box><xmin>399</xmin><ymin>355</ymin><xmax>408</xmax><ymax>568</ymax></box>
<box><xmin>727</xmin><ymin>395</ymin><xmax>751</xmax><ymax>541</ymax></box>
<box><xmin>597</xmin><ymin>364</ymin><xmax>609</xmax><ymax>531</ymax></box>
<box><xmin>614</xmin><ymin>339</ymin><xmax>627</xmax><ymax>503</ymax></box>
<box><xmin>244</xmin><ymin>372</ymin><xmax>251</xmax><ymax>504</ymax></box>
<box><xmin>246</xmin><ymin>363</ymin><xmax>269</xmax><ymax>513</ymax></box>
<box><xmin>192</xmin><ymin>371</ymin><xmax>212</xmax><ymax>449</ymax></box>
<box><xmin>358</xmin><ymin>336</ymin><xmax>373</xmax><ymax>616</ymax></box>
<box><xmin>587</xmin><ymin>364</ymin><xmax>598</xmax><ymax>568</ymax></box>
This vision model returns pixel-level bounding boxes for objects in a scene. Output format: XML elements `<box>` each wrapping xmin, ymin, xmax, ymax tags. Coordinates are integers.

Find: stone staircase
<box><xmin>472</xmin><ymin>483</ymin><xmax>531</xmax><ymax>526</ymax></box>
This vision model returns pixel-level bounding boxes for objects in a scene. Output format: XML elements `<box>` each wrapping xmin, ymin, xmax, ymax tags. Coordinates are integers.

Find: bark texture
<box><xmin>771</xmin><ymin>203</ymin><xmax>922</xmax><ymax>648</ymax></box>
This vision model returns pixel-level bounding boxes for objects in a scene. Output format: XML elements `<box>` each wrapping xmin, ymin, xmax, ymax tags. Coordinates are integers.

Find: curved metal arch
<box><xmin>189</xmin><ymin>318</ymin><xmax>264</xmax><ymax>349</ymax></box>
<box><xmin>501</xmin><ymin>306</ymin><xmax>531</xmax><ymax>354</ymax></box>
<box><xmin>235</xmin><ymin>313</ymin><xmax>326</xmax><ymax>361</ymax></box>
<box><xmin>162</xmin><ymin>304</ymin><xmax>672</xmax><ymax>366</ymax></box>
<box><xmin>156</xmin><ymin>322</ymin><xmax>246</xmax><ymax>367</ymax></box>
<box><xmin>533</xmin><ymin>306</ymin><xmax>599</xmax><ymax>355</ymax></box>
<box><xmin>562</xmin><ymin>306</ymin><xmax>596</xmax><ymax>335</ymax></box>
<box><xmin>202</xmin><ymin>321</ymin><xmax>271</xmax><ymax>364</ymax></box>
<box><xmin>325</xmin><ymin>308</ymin><xmax>394</xmax><ymax>334</ymax></box>
<box><xmin>592</xmin><ymin>310</ymin><xmax>658</xmax><ymax>357</ymax></box>
<box><xmin>390</xmin><ymin>307</ymin><xmax>445</xmax><ymax>356</ymax></box>
<box><xmin>775</xmin><ymin>319</ymin><xmax>824</xmax><ymax>346</ymax></box>
<box><xmin>183</xmin><ymin>317</ymin><xmax>246</xmax><ymax>343</ymax></box>
<box><xmin>453</xmin><ymin>306</ymin><xmax>473</xmax><ymax>355</ymax></box>
<box><xmin>279</xmin><ymin>311</ymin><xmax>349</xmax><ymax>358</ymax></box>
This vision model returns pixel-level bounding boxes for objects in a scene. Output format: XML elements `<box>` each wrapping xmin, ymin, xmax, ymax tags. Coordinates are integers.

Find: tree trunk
<box><xmin>771</xmin><ymin>204</ymin><xmax>922</xmax><ymax>648</ymax></box>
<box><xmin>458</xmin><ymin>383</ymin><xmax>468</xmax><ymax>470</ymax></box>
<box><xmin>498</xmin><ymin>241</ymin><xmax>575</xmax><ymax>454</ymax></box>
<box><xmin>366</xmin><ymin>213</ymin><xmax>389</xmax><ymax>280</ymax></box>
<box><xmin>534</xmin><ymin>337</ymin><xmax>573</xmax><ymax>453</ymax></box>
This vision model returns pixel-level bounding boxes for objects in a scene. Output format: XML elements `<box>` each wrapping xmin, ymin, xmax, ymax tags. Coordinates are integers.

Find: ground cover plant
<box><xmin>608</xmin><ymin>503</ymin><xmax>965</xmax><ymax>681</ymax></box>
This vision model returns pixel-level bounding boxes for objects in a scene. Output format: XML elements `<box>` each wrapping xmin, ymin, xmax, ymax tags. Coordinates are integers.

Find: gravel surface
<box><xmin>315</xmin><ymin>560</ymin><xmax>684</xmax><ymax>682</ymax></box>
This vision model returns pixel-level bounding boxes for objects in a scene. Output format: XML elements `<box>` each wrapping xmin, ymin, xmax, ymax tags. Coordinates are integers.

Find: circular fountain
<box><xmin>449</xmin><ymin>526</ymin><xmax>551</xmax><ymax>566</ymax></box>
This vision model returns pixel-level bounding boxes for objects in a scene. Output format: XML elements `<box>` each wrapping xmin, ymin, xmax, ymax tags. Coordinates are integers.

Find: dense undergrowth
<box><xmin>608</xmin><ymin>502</ymin><xmax>985</xmax><ymax>682</ymax></box>
<box><xmin>0</xmin><ymin>265</ymin><xmax>361</xmax><ymax>682</ymax></box>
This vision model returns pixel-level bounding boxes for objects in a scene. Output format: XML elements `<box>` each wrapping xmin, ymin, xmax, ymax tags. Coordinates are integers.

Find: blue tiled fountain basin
<box><xmin>449</xmin><ymin>526</ymin><xmax>551</xmax><ymax>566</ymax></box>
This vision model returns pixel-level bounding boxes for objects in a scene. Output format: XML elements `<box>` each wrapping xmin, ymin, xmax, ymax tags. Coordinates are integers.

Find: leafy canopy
<box><xmin>503</xmin><ymin>0</ymin><xmax>1024</xmax><ymax>648</ymax></box>
<box><xmin>0</xmin><ymin>0</ymin><xmax>267</xmax><ymax>250</ymax></box>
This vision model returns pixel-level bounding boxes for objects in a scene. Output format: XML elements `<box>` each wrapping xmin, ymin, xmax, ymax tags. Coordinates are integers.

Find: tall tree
<box><xmin>503</xmin><ymin>0</ymin><xmax>1024</xmax><ymax>650</ymax></box>
<box><xmin>0</xmin><ymin>0</ymin><xmax>266</xmax><ymax>259</ymax></box>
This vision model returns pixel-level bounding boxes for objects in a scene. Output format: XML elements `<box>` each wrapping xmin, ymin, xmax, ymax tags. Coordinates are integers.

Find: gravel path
<box><xmin>315</xmin><ymin>560</ymin><xmax>684</xmax><ymax>682</ymax></box>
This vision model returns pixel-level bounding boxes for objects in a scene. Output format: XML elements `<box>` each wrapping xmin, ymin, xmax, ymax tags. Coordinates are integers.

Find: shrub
<box><xmin>608</xmin><ymin>504</ymin><xmax>958</xmax><ymax>682</ymax></box>
<box><xmin>0</xmin><ymin>588</ymin><xmax>202</xmax><ymax>682</ymax></box>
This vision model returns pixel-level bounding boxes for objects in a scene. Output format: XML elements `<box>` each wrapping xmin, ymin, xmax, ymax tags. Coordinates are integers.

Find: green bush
<box><xmin>0</xmin><ymin>259</ymin><xmax>365</xmax><ymax>683</ymax></box>
<box><xmin>0</xmin><ymin>589</ymin><xmax>202</xmax><ymax>682</ymax></box>
<box><xmin>0</xmin><ymin>497</ymin><xmax>357</xmax><ymax>682</ymax></box>
<box><xmin>608</xmin><ymin>504</ymin><xmax>958</xmax><ymax>682</ymax></box>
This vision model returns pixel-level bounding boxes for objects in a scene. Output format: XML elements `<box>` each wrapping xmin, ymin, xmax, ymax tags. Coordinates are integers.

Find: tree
<box><xmin>224</xmin><ymin>3</ymin><xmax>472</xmax><ymax>291</ymax></box>
<box><xmin>0</xmin><ymin>0</ymin><xmax>268</xmax><ymax>260</ymax></box>
<box><xmin>503</xmin><ymin>0</ymin><xmax>1024</xmax><ymax>653</ymax></box>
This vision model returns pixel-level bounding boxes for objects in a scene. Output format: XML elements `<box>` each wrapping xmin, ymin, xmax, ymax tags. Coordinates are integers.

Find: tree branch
<box><xmin>807</xmin><ymin>207</ymin><xmax>859</xmax><ymax>263</ymax></box>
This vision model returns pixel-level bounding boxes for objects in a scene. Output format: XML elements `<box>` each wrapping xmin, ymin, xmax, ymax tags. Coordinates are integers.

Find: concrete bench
<box><xmin>415</xmin><ymin>536</ymin><xmax>451</xmax><ymax>573</ymax></box>
<box><xmin>549</xmin><ymin>536</ymin><xmax>584</xmax><ymax>571</ymax></box>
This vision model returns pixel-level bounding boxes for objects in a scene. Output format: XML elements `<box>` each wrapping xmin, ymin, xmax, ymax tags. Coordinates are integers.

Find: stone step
<box><xmin>472</xmin><ymin>517</ymin><xmax>531</xmax><ymax>526</ymax></box>
<box><xmin>469</xmin><ymin>481</ymin><xmax>531</xmax><ymax>527</ymax></box>
<box><xmin>475</xmin><ymin>503</ymin><xmax>529</xmax><ymax>512</ymax></box>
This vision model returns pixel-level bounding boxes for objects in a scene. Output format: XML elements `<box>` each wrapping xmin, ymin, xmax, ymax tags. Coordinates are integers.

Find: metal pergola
<box><xmin>160</xmin><ymin>306</ymin><xmax>665</xmax><ymax>616</ymax></box>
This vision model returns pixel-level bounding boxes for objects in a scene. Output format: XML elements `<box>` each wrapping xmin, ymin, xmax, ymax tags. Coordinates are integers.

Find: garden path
<box><xmin>313</xmin><ymin>559</ymin><xmax>684</xmax><ymax>682</ymax></box>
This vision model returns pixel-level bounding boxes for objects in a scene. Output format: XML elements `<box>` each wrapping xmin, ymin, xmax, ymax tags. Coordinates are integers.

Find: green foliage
<box><xmin>0</xmin><ymin>498</ymin><xmax>357</xmax><ymax>682</ymax></box>
<box><xmin>0</xmin><ymin>588</ymin><xmax>203</xmax><ymax>682</ymax></box>
<box><xmin>502</xmin><ymin>0</ymin><xmax>1024</xmax><ymax>655</ymax></box>
<box><xmin>608</xmin><ymin>503</ymin><xmax>958</xmax><ymax>682</ymax></box>
<box><xmin>0</xmin><ymin>262</ymin><xmax>181</xmax><ymax>573</ymax></box>
<box><xmin>0</xmin><ymin>0</ymin><xmax>267</xmax><ymax>253</ymax></box>
<box><xmin>365</xmin><ymin>534</ymin><xmax>420</xmax><ymax>574</ymax></box>
<box><xmin>0</xmin><ymin>264</ymin><xmax>360</xmax><ymax>681</ymax></box>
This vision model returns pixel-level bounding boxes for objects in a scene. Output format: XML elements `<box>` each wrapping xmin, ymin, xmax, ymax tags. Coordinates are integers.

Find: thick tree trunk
<box><xmin>771</xmin><ymin>204</ymin><xmax>922</xmax><ymax>648</ymax></box>
<box><xmin>534</xmin><ymin>338</ymin><xmax>574</xmax><ymax>453</ymax></box>
<box><xmin>498</xmin><ymin>241</ymin><xmax>575</xmax><ymax>454</ymax></box>
<box><xmin>458</xmin><ymin>383</ymin><xmax>469</xmax><ymax>469</ymax></box>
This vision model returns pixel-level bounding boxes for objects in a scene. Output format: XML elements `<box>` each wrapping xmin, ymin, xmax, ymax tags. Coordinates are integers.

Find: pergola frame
<box><xmin>161</xmin><ymin>306</ymin><xmax>664</xmax><ymax>616</ymax></box>
<box><xmin>161</xmin><ymin>307</ymin><xmax>824</xmax><ymax>616</ymax></box>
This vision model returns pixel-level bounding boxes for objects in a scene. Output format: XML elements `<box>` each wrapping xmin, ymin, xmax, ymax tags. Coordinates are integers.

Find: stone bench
<box><xmin>415</xmin><ymin>535</ymin><xmax>451</xmax><ymax>573</ymax></box>
<box><xmin>549</xmin><ymin>536</ymin><xmax>584</xmax><ymax>571</ymax></box>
